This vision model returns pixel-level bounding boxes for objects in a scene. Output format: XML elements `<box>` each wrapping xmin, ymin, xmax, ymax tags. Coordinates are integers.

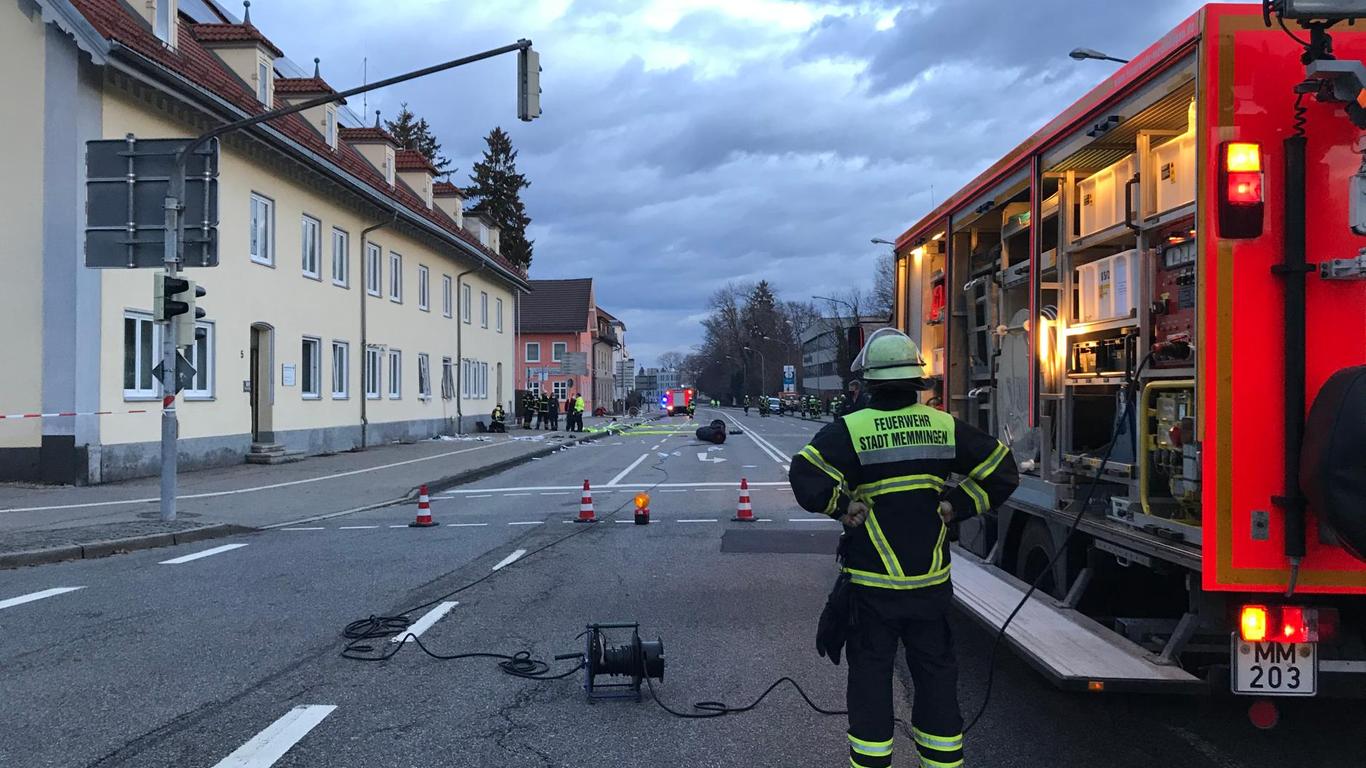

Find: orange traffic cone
<box><xmin>576</xmin><ymin>479</ymin><xmax>597</xmax><ymax>523</ymax></box>
<box><xmin>410</xmin><ymin>484</ymin><xmax>438</xmax><ymax>527</ymax></box>
<box><xmin>734</xmin><ymin>478</ymin><xmax>754</xmax><ymax>522</ymax></box>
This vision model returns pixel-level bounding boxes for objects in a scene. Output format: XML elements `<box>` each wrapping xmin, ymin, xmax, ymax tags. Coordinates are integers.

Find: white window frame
<box><xmin>388</xmin><ymin>349</ymin><xmax>402</xmax><ymax>399</ymax></box>
<box><xmin>418</xmin><ymin>265</ymin><xmax>430</xmax><ymax>312</ymax></box>
<box><xmin>325</xmin><ymin>106</ymin><xmax>337</xmax><ymax>150</ymax></box>
<box><xmin>155</xmin><ymin>0</ymin><xmax>173</xmax><ymax>42</ymax></box>
<box><xmin>366</xmin><ymin>242</ymin><xmax>381</xmax><ymax>297</ymax></box>
<box><xmin>331</xmin><ymin>341</ymin><xmax>349</xmax><ymax>399</ymax></box>
<box><xmin>525</xmin><ymin>342</ymin><xmax>540</xmax><ymax>363</ymax></box>
<box><xmin>256</xmin><ymin>59</ymin><xmax>270</xmax><ymax>104</ymax></box>
<box><xmin>553</xmin><ymin>379</ymin><xmax>568</xmax><ymax>402</ymax></box>
<box><xmin>184</xmin><ymin>321</ymin><xmax>215</xmax><ymax>400</ymax></box>
<box><xmin>495</xmin><ymin>298</ymin><xmax>504</xmax><ymax>333</ymax></box>
<box><xmin>442</xmin><ymin>275</ymin><xmax>453</xmax><ymax>318</ymax></box>
<box><xmin>389</xmin><ymin>251</ymin><xmax>402</xmax><ymax>303</ymax></box>
<box><xmin>301</xmin><ymin>337</ymin><xmax>322</xmax><ymax>399</ymax></box>
<box><xmin>122</xmin><ymin>311</ymin><xmax>160</xmax><ymax>399</ymax></box>
<box><xmin>479</xmin><ymin>361</ymin><xmax>489</xmax><ymax>399</ymax></box>
<box><xmin>365</xmin><ymin>346</ymin><xmax>382</xmax><ymax>400</ymax></box>
<box><xmin>331</xmin><ymin>228</ymin><xmax>349</xmax><ymax>287</ymax></box>
<box><xmin>441</xmin><ymin>356</ymin><xmax>454</xmax><ymax>400</ymax></box>
<box><xmin>250</xmin><ymin>193</ymin><xmax>274</xmax><ymax>266</ymax></box>
<box><xmin>480</xmin><ymin>291</ymin><xmax>489</xmax><ymax>328</ymax></box>
<box><xmin>461</xmin><ymin>359</ymin><xmax>471</xmax><ymax>399</ymax></box>
<box><xmin>301</xmin><ymin>215</ymin><xmax>321</xmax><ymax>279</ymax></box>
<box><xmin>461</xmin><ymin>283</ymin><xmax>472</xmax><ymax>323</ymax></box>
<box><xmin>418</xmin><ymin>353</ymin><xmax>431</xmax><ymax>400</ymax></box>
<box><xmin>552</xmin><ymin>342</ymin><xmax>567</xmax><ymax>362</ymax></box>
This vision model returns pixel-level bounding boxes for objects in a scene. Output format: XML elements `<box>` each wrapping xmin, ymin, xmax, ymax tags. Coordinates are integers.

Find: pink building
<box><xmin>516</xmin><ymin>279</ymin><xmax>622</xmax><ymax>413</ymax></box>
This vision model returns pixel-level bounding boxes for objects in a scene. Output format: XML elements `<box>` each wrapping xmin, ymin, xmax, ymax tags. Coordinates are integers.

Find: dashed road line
<box><xmin>447</xmin><ymin>522</ymin><xmax>490</xmax><ymax>528</ymax></box>
<box><xmin>338</xmin><ymin>525</ymin><xmax>379</xmax><ymax>530</ymax></box>
<box><xmin>0</xmin><ymin>587</ymin><xmax>84</xmax><ymax>612</ymax></box>
<box><xmin>508</xmin><ymin>521</ymin><xmax>542</xmax><ymax>526</ymax></box>
<box><xmin>392</xmin><ymin>601</ymin><xmax>459</xmax><ymax>644</ymax></box>
<box><xmin>159</xmin><ymin>543</ymin><xmax>248</xmax><ymax>565</ymax></box>
<box><xmin>210</xmin><ymin>704</ymin><xmax>336</xmax><ymax>768</ymax></box>
<box><xmin>677</xmin><ymin>519</ymin><xmax>718</xmax><ymax>523</ymax></box>
<box><xmin>492</xmin><ymin>549</ymin><xmax>527</xmax><ymax>571</ymax></box>
<box><xmin>506</xmin><ymin>493</ymin><xmax>532</xmax><ymax>497</ymax></box>
<box><xmin>788</xmin><ymin>518</ymin><xmax>837</xmax><ymax>523</ymax></box>
<box><xmin>280</xmin><ymin>527</ymin><xmax>325</xmax><ymax>531</ymax></box>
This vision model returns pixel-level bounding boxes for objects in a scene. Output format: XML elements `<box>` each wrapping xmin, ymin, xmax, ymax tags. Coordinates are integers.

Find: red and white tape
<box><xmin>0</xmin><ymin>408</ymin><xmax>154</xmax><ymax>420</ymax></box>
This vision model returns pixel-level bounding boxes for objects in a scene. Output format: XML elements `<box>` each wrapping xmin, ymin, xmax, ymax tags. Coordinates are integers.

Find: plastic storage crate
<box><xmin>1075</xmin><ymin>249</ymin><xmax>1140</xmax><ymax>324</ymax></box>
<box><xmin>1077</xmin><ymin>154</ymin><xmax>1137</xmax><ymax>238</ymax></box>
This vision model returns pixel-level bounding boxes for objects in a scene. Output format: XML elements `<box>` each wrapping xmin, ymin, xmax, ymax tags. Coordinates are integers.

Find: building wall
<box><xmin>0</xmin><ymin>1</ymin><xmax>48</xmax><ymax>463</ymax></box>
<box><xmin>516</xmin><ymin>331</ymin><xmax>591</xmax><ymax>407</ymax></box>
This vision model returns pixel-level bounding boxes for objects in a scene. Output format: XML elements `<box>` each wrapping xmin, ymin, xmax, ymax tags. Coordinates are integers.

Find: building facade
<box><xmin>2</xmin><ymin>0</ymin><xmax>526</xmax><ymax>483</ymax></box>
<box><xmin>800</xmin><ymin>317</ymin><xmax>888</xmax><ymax>397</ymax></box>
<box><xmin>515</xmin><ymin>279</ymin><xmax>621</xmax><ymax>414</ymax></box>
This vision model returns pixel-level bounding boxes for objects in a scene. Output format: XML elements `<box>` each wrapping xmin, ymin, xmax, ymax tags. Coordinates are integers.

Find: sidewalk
<box><xmin>0</xmin><ymin>416</ymin><xmax>646</xmax><ymax>568</ymax></box>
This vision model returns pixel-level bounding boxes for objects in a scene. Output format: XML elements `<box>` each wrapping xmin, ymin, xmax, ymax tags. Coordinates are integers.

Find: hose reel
<box><xmin>558</xmin><ymin>622</ymin><xmax>665</xmax><ymax>702</ymax></box>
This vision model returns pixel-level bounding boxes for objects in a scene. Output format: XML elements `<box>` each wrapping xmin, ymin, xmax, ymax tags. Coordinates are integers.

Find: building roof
<box><xmin>275</xmin><ymin>76</ymin><xmax>337</xmax><ymax>96</ymax></box>
<box><xmin>432</xmin><ymin>181</ymin><xmax>464</xmax><ymax>197</ymax></box>
<box><xmin>68</xmin><ymin>0</ymin><xmax>525</xmax><ymax>282</ymax></box>
<box><xmin>189</xmin><ymin>22</ymin><xmax>283</xmax><ymax>57</ymax></box>
<box><xmin>522</xmin><ymin>279</ymin><xmax>594</xmax><ymax>333</ymax></box>
<box><xmin>395</xmin><ymin>149</ymin><xmax>440</xmax><ymax>174</ymax></box>
<box><xmin>338</xmin><ymin>126</ymin><xmax>397</xmax><ymax>145</ymax></box>
<box><xmin>596</xmin><ymin>307</ymin><xmax>624</xmax><ymax>329</ymax></box>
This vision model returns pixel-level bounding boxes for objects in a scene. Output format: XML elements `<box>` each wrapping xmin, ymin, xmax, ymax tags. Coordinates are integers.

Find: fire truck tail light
<box><xmin>1227</xmin><ymin>172</ymin><xmax>1263</xmax><ymax>204</ymax></box>
<box><xmin>1240</xmin><ymin>605</ymin><xmax>1269</xmax><ymax>642</ymax></box>
<box><xmin>1218</xmin><ymin>141</ymin><xmax>1264</xmax><ymax>238</ymax></box>
<box><xmin>1278</xmin><ymin>606</ymin><xmax>1314</xmax><ymax>643</ymax></box>
<box><xmin>1225</xmin><ymin>142</ymin><xmax>1262</xmax><ymax>172</ymax></box>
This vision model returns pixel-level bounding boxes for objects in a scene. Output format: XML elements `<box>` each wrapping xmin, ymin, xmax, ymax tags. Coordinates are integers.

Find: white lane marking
<box><xmin>743</xmin><ymin>465</ymin><xmax>757</xmax><ymax>468</ymax></box>
<box><xmin>783</xmin><ymin>464</ymin><xmax>791</xmax><ymax>472</ymax></box>
<box><xmin>660</xmin><ymin>489</ymin><xmax>689</xmax><ymax>493</ymax></box>
<box><xmin>540</xmin><ymin>492</ymin><xmax>571</xmax><ymax>496</ymax></box>
<box><xmin>607</xmin><ymin>453</ymin><xmax>650</xmax><ymax>486</ymax></box>
<box><xmin>466</xmin><ymin>495</ymin><xmax>493</xmax><ymax>499</ymax></box>
<box><xmin>696</xmin><ymin>488</ymin><xmax>724</xmax><ymax>493</ymax></box>
<box><xmin>508</xmin><ymin>521</ymin><xmax>542</xmax><ymax>526</ymax></box>
<box><xmin>210</xmin><ymin>704</ymin><xmax>336</xmax><ymax>768</ymax></box>
<box><xmin>3</xmin><ymin>441</ymin><xmax>510</xmax><ymax>515</ymax></box>
<box><xmin>447</xmin><ymin>522</ymin><xmax>489</xmax><ymax>528</ymax></box>
<box><xmin>159</xmin><ymin>543</ymin><xmax>248</xmax><ymax>565</ymax></box>
<box><xmin>0</xmin><ymin>587</ymin><xmax>84</xmax><ymax>611</ymax></box>
<box><xmin>443</xmin><ymin>482</ymin><xmax>790</xmax><ymax>493</ymax></box>
<box><xmin>388</xmin><ymin>524</ymin><xmax>410</xmax><ymax>528</ymax></box>
<box><xmin>280</xmin><ymin>527</ymin><xmax>325</xmax><ymax>531</ymax></box>
<box><xmin>492</xmin><ymin>549</ymin><xmax>527</xmax><ymax>571</ymax></box>
<box><xmin>614</xmin><ymin>520</ymin><xmax>635</xmax><ymax>524</ymax></box>
<box><xmin>677</xmin><ymin>519</ymin><xmax>718</xmax><ymax>523</ymax></box>
<box><xmin>651</xmin><ymin>444</ymin><xmax>661</xmax><ymax>450</ymax></box>
<box><xmin>757</xmin><ymin>518</ymin><xmax>774</xmax><ymax>522</ymax></box>
<box><xmin>505</xmin><ymin>493</ymin><xmax>532</xmax><ymax>497</ymax></box>
<box><xmin>338</xmin><ymin>525</ymin><xmax>378</xmax><ymax>530</ymax></box>
<box><xmin>392</xmin><ymin>601</ymin><xmax>459</xmax><ymax>643</ymax></box>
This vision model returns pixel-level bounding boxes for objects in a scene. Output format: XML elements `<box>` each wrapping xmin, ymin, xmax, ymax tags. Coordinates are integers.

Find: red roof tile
<box><xmin>190</xmin><ymin>23</ymin><xmax>283</xmax><ymax>57</ymax></box>
<box><xmin>432</xmin><ymin>181</ymin><xmax>464</xmax><ymax>197</ymax></box>
<box><xmin>338</xmin><ymin>126</ymin><xmax>396</xmax><ymax>144</ymax></box>
<box><xmin>275</xmin><ymin>76</ymin><xmax>337</xmax><ymax>96</ymax></box>
<box><xmin>69</xmin><ymin>0</ymin><xmax>524</xmax><ymax>279</ymax></box>
<box><xmin>395</xmin><ymin>149</ymin><xmax>439</xmax><ymax>174</ymax></box>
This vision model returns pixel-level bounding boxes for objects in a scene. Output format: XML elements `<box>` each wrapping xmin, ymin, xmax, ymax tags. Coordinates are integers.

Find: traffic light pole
<box><xmin>156</xmin><ymin>40</ymin><xmax>537</xmax><ymax>522</ymax></box>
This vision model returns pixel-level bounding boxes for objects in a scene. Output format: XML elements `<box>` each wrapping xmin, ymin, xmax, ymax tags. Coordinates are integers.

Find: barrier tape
<box><xmin>0</xmin><ymin>408</ymin><xmax>155</xmax><ymax>420</ymax></box>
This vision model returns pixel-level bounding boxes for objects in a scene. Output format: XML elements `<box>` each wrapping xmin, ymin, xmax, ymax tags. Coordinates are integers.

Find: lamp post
<box><xmin>743</xmin><ymin>346</ymin><xmax>767</xmax><ymax>397</ymax></box>
<box><xmin>1068</xmin><ymin>47</ymin><xmax>1129</xmax><ymax>64</ymax></box>
<box><xmin>870</xmin><ymin>238</ymin><xmax>896</xmax><ymax>246</ymax></box>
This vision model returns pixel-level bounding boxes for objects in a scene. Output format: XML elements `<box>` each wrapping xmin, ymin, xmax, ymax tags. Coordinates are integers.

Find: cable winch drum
<box><xmin>576</xmin><ymin>622</ymin><xmax>665</xmax><ymax>701</ymax></box>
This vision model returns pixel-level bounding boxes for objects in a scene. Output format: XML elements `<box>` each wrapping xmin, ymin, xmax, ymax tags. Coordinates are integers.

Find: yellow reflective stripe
<box><xmin>960</xmin><ymin>477</ymin><xmax>989</xmax><ymax>515</ymax></box>
<box><xmin>864</xmin><ymin>508</ymin><xmax>904</xmax><ymax>577</ymax></box>
<box><xmin>843</xmin><ymin>565</ymin><xmax>951</xmax><ymax>590</ymax></box>
<box><xmin>912</xmin><ymin>727</ymin><xmax>963</xmax><ymax>752</ymax></box>
<box><xmin>853</xmin><ymin>474</ymin><xmax>945</xmax><ymax>499</ymax></box>
<box><xmin>930</xmin><ymin>522</ymin><xmax>947</xmax><ymax>572</ymax></box>
<box><xmin>848</xmin><ymin>734</ymin><xmax>893</xmax><ymax>756</ymax></box>
<box><xmin>970</xmin><ymin>442</ymin><xmax>1009</xmax><ymax>481</ymax></box>
<box><xmin>799</xmin><ymin>445</ymin><xmax>846</xmax><ymax>517</ymax></box>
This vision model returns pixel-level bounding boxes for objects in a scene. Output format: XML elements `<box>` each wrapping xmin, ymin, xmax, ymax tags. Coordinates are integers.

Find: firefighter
<box><xmin>489</xmin><ymin>403</ymin><xmax>506</xmax><ymax>433</ymax></box>
<box><xmin>521</xmin><ymin>391</ymin><xmax>536</xmax><ymax>429</ymax></box>
<box><xmin>536</xmin><ymin>392</ymin><xmax>550</xmax><ymax>429</ymax></box>
<box><xmin>743</xmin><ymin>395</ymin><xmax>751</xmax><ymax>416</ymax></box>
<box><xmin>549</xmin><ymin>391</ymin><xmax>561</xmax><ymax>431</ymax></box>
<box><xmin>789</xmin><ymin>328</ymin><xmax>1018</xmax><ymax>768</ymax></box>
<box><xmin>572</xmin><ymin>392</ymin><xmax>586</xmax><ymax>432</ymax></box>
<box><xmin>687</xmin><ymin>395</ymin><xmax>697</xmax><ymax>419</ymax></box>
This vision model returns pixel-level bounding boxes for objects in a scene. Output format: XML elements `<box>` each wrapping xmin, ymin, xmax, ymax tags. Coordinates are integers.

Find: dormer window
<box><xmin>257</xmin><ymin>58</ymin><xmax>270</xmax><ymax>103</ymax></box>
<box><xmin>384</xmin><ymin>147</ymin><xmax>395</xmax><ymax>186</ymax></box>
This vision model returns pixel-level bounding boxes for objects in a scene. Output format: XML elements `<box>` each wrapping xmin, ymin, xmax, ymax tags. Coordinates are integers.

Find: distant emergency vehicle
<box><xmin>661</xmin><ymin>387</ymin><xmax>694</xmax><ymax>416</ymax></box>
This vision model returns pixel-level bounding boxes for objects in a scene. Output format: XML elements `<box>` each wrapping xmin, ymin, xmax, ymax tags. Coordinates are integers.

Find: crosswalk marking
<box><xmin>0</xmin><ymin>587</ymin><xmax>84</xmax><ymax>612</ymax></box>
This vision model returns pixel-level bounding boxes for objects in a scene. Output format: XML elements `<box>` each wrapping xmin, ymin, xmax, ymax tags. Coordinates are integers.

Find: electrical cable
<box><xmin>964</xmin><ymin>351</ymin><xmax>1154</xmax><ymax>733</ymax></box>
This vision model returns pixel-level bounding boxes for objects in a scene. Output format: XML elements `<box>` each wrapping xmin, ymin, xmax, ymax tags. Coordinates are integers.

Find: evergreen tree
<box><xmin>464</xmin><ymin>127</ymin><xmax>534</xmax><ymax>267</ymax></box>
<box><xmin>383</xmin><ymin>103</ymin><xmax>452</xmax><ymax>175</ymax></box>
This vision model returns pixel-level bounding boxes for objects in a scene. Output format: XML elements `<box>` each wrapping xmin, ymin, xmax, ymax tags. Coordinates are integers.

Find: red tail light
<box><xmin>1240</xmin><ymin>604</ymin><xmax>1330</xmax><ymax>643</ymax></box>
<box><xmin>1218</xmin><ymin>141</ymin><xmax>1264</xmax><ymax>238</ymax></box>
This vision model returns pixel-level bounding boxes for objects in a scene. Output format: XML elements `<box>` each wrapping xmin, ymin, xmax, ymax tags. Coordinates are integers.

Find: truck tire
<box><xmin>1015</xmin><ymin>519</ymin><xmax>1060</xmax><ymax>598</ymax></box>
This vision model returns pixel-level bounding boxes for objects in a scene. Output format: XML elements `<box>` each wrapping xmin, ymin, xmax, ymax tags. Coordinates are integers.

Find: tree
<box><xmin>657</xmin><ymin>351</ymin><xmax>685</xmax><ymax>371</ymax></box>
<box><xmin>383</xmin><ymin>103</ymin><xmax>452</xmax><ymax>175</ymax></box>
<box><xmin>872</xmin><ymin>252</ymin><xmax>896</xmax><ymax>320</ymax></box>
<box><xmin>465</xmin><ymin>127</ymin><xmax>534</xmax><ymax>267</ymax></box>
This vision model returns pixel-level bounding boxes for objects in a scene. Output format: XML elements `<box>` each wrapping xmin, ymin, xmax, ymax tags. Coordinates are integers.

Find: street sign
<box><xmin>561</xmin><ymin>352</ymin><xmax>588</xmax><ymax>376</ymax></box>
<box><xmin>85</xmin><ymin>135</ymin><xmax>220</xmax><ymax>268</ymax></box>
<box><xmin>783</xmin><ymin>365</ymin><xmax>796</xmax><ymax>393</ymax></box>
<box><xmin>151</xmin><ymin>352</ymin><xmax>197</xmax><ymax>395</ymax></box>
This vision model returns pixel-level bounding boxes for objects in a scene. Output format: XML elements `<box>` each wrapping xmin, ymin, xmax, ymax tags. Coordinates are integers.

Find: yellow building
<box><xmin>3</xmin><ymin>0</ymin><xmax>527</xmax><ymax>483</ymax></box>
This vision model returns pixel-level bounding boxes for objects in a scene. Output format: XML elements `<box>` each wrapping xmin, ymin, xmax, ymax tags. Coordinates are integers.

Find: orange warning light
<box><xmin>1240</xmin><ymin>605</ymin><xmax>1269</xmax><ymax>642</ymax></box>
<box><xmin>634</xmin><ymin>492</ymin><xmax>650</xmax><ymax>510</ymax></box>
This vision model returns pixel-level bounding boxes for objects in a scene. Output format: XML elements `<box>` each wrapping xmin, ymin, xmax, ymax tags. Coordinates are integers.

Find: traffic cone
<box><xmin>577</xmin><ymin>479</ymin><xmax>597</xmax><ymax>523</ymax></box>
<box><xmin>734</xmin><ymin>478</ymin><xmax>754</xmax><ymax>522</ymax></box>
<box><xmin>409</xmin><ymin>484</ymin><xmax>438</xmax><ymax>527</ymax></box>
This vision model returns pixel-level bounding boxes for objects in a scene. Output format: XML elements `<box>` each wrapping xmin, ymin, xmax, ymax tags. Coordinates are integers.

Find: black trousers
<box><xmin>846</xmin><ymin>583</ymin><xmax>963</xmax><ymax>768</ymax></box>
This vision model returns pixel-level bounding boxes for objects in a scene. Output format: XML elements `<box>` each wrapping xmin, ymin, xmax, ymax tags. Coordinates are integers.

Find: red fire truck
<box><xmin>661</xmin><ymin>387</ymin><xmax>694</xmax><ymax>416</ymax></box>
<box><xmin>890</xmin><ymin>2</ymin><xmax>1366</xmax><ymax>711</ymax></box>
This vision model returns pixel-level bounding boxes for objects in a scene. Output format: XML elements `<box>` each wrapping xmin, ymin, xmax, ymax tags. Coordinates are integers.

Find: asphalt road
<box><xmin>1</xmin><ymin>408</ymin><xmax>1361</xmax><ymax>767</ymax></box>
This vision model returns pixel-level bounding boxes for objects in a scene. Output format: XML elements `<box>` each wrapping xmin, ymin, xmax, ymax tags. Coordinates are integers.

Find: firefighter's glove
<box><xmin>816</xmin><ymin>573</ymin><xmax>853</xmax><ymax>666</ymax></box>
<box><xmin>842</xmin><ymin>501</ymin><xmax>869</xmax><ymax>529</ymax></box>
<box><xmin>938</xmin><ymin>500</ymin><xmax>955</xmax><ymax>526</ymax></box>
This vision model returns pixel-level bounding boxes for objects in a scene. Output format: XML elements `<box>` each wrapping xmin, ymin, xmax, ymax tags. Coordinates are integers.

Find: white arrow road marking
<box><xmin>392</xmin><ymin>601</ymin><xmax>458</xmax><ymax>643</ymax></box>
<box><xmin>696</xmin><ymin>452</ymin><xmax>727</xmax><ymax>463</ymax></box>
<box><xmin>159</xmin><ymin>543</ymin><xmax>248</xmax><ymax>565</ymax></box>
<box><xmin>492</xmin><ymin>549</ymin><xmax>527</xmax><ymax>571</ymax></box>
<box><xmin>211</xmin><ymin>705</ymin><xmax>336</xmax><ymax>768</ymax></box>
<box><xmin>0</xmin><ymin>587</ymin><xmax>84</xmax><ymax>611</ymax></box>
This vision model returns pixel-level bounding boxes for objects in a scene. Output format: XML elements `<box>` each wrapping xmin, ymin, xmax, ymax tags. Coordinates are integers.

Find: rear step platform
<box><xmin>950</xmin><ymin>549</ymin><xmax>1202</xmax><ymax>693</ymax></box>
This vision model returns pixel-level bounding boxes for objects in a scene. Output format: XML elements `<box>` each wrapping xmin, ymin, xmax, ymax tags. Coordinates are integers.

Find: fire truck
<box><xmin>661</xmin><ymin>387</ymin><xmax>694</xmax><ymax>416</ymax></box>
<box><xmin>890</xmin><ymin>2</ymin><xmax>1366</xmax><ymax>712</ymax></box>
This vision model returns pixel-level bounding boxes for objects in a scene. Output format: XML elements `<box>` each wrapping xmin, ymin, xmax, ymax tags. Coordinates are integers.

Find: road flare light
<box><xmin>634</xmin><ymin>492</ymin><xmax>651</xmax><ymax>524</ymax></box>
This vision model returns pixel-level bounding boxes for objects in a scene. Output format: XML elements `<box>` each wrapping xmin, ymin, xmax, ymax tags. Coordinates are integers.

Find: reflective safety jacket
<box><xmin>574</xmin><ymin>396</ymin><xmax>585</xmax><ymax>414</ymax></box>
<box><xmin>789</xmin><ymin>393</ymin><xmax>1019</xmax><ymax>590</ymax></box>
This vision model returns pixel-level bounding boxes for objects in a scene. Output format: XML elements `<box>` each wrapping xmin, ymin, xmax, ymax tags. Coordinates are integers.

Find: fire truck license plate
<box><xmin>1231</xmin><ymin>635</ymin><xmax>1317</xmax><ymax>696</ymax></box>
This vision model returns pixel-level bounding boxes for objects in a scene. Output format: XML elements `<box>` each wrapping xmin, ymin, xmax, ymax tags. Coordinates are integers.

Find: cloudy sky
<box><xmin>249</xmin><ymin>0</ymin><xmax>1204</xmax><ymax>367</ymax></box>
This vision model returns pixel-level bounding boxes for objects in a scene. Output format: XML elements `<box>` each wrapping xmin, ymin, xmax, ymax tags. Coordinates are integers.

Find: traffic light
<box><xmin>518</xmin><ymin>44</ymin><xmax>541</xmax><ymax>121</ymax></box>
<box><xmin>154</xmin><ymin>272</ymin><xmax>206</xmax><ymax>346</ymax></box>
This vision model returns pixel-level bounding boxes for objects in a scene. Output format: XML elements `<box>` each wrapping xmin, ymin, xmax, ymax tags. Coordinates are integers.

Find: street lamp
<box><xmin>743</xmin><ymin>346</ymin><xmax>767</xmax><ymax>397</ymax></box>
<box><xmin>870</xmin><ymin>238</ymin><xmax>896</xmax><ymax>246</ymax></box>
<box><xmin>1069</xmin><ymin>47</ymin><xmax>1129</xmax><ymax>64</ymax></box>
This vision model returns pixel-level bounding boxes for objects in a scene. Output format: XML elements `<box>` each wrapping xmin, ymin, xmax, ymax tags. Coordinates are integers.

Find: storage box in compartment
<box><xmin>1151</xmin><ymin>132</ymin><xmax>1195</xmax><ymax>214</ymax></box>
<box><xmin>1077</xmin><ymin>154</ymin><xmax>1137</xmax><ymax>238</ymax></box>
<box><xmin>932</xmin><ymin>347</ymin><xmax>945</xmax><ymax>377</ymax></box>
<box><xmin>1075</xmin><ymin>249</ymin><xmax>1140</xmax><ymax>324</ymax></box>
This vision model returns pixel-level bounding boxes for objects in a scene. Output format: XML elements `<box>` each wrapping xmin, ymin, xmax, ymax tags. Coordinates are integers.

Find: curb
<box><xmin>0</xmin><ymin>523</ymin><xmax>253</xmax><ymax>570</ymax></box>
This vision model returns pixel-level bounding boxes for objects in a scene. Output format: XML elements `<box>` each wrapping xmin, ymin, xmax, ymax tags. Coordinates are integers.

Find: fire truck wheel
<box><xmin>1015</xmin><ymin>519</ymin><xmax>1060</xmax><ymax>599</ymax></box>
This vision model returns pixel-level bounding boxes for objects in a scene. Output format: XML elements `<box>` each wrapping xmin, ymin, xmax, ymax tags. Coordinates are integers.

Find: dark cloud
<box><xmin>247</xmin><ymin>0</ymin><xmax>1204</xmax><ymax>366</ymax></box>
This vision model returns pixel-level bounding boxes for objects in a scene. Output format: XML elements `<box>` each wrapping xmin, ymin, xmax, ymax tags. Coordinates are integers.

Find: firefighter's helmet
<box><xmin>851</xmin><ymin>328</ymin><xmax>927</xmax><ymax>381</ymax></box>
